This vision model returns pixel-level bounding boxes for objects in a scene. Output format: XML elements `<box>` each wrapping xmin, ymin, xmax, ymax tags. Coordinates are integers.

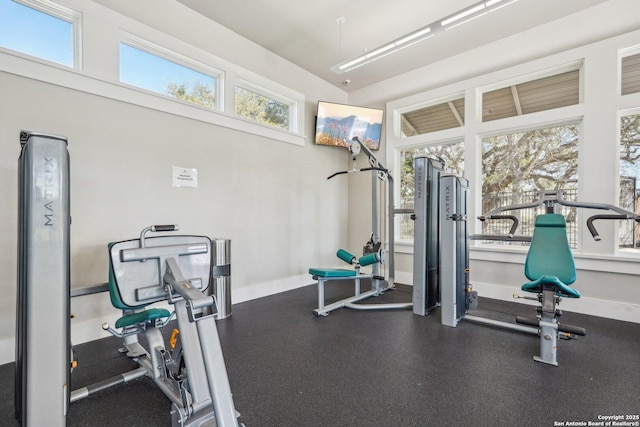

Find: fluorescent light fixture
<box><xmin>440</xmin><ymin>4</ymin><xmax>486</xmax><ymax>27</ymax></box>
<box><xmin>395</xmin><ymin>27</ymin><xmax>432</xmax><ymax>46</ymax></box>
<box><xmin>338</xmin><ymin>56</ymin><xmax>366</xmax><ymax>71</ymax></box>
<box><xmin>331</xmin><ymin>0</ymin><xmax>519</xmax><ymax>75</ymax></box>
<box><xmin>365</xmin><ymin>43</ymin><xmax>396</xmax><ymax>59</ymax></box>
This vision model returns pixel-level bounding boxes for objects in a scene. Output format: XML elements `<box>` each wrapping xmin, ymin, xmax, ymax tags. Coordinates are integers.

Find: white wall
<box><xmin>350</xmin><ymin>0</ymin><xmax>640</xmax><ymax>323</ymax></box>
<box><xmin>0</xmin><ymin>0</ymin><xmax>348</xmax><ymax>364</ymax></box>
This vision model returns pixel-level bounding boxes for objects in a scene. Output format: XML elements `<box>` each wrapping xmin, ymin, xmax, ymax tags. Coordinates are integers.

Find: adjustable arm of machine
<box><xmin>586</xmin><ymin>214</ymin><xmax>640</xmax><ymax>241</ymax></box>
<box><xmin>477</xmin><ymin>190</ymin><xmax>640</xmax><ymax>241</ymax></box>
<box><xmin>164</xmin><ymin>257</ymin><xmax>217</xmax><ymax>320</ymax></box>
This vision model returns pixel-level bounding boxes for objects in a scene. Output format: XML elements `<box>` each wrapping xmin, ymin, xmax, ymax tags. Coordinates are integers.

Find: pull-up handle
<box><xmin>586</xmin><ymin>214</ymin><xmax>634</xmax><ymax>241</ymax></box>
<box><xmin>152</xmin><ymin>224</ymin><xmax>178</xmax><ymax>232</ymax></box>
<box><xmin>140</xmin><ymin>224</ymin><xmax>179</xmax><ymax>248</ymax></box>
<box><xmin>326</xmin><ymin>166</ymin><xmax>388</xmax><ymax>180</ymax></box>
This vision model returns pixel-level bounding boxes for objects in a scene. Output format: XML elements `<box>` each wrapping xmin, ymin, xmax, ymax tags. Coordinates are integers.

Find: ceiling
<box><xmin>177</xmin><ymin>0</ymin><xmax>608</xmax><ymax>92</ymax></box>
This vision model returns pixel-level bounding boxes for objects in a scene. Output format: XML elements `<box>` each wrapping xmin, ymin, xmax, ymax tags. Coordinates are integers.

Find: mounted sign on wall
<box><xmin>172</xmin><ymin>166</ymin><xmax>198</xmax><ymax>188</ymax></box>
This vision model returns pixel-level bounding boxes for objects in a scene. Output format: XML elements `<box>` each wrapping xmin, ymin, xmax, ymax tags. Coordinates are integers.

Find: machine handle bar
<box><xmin>140</xmin><ymin>224</ymin><xmax>179</xmax><ymax>248</ymax></box>
<box><xmin>327</xmin><ymin>166</ymin><xmax>388</xmax><ymax>180</ymax></box>
<box><xmin>586</xmin><ymin>214</ymin><xmax>637</xmax><ymax>241</ymax></box>
<box><xmin>479</xmin><ymin>190</ymin><xmax>640</xmax><ymax>219</ymax></box>
<box><xmin>479</xmin><ymin>215</ymin><xmax>519</xmax><ymax>237</ymax></box>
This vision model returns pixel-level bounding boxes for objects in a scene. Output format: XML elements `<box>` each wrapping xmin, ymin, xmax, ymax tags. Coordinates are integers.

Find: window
<box><xmin>119</xmin><ymin>42</ymin><xmax>218</xmax><ymax>109</ymax></box>
<box><xmin>235</xmin><ymin>85</ymin><xmax>292</xmax><ymax>131</ymax></box>
<box><xmin>0</xmin><ymin>0</ymin><xmax>77</xmax><ymax>67</ymax></box>
<box><xmin>482</xmin><ymin>70</ymin><xmax>579</xmax><ymax>122</ymax></box>
<box><xmin>398</xmin><ymin>142</ymin><xmax>464</xmax><ymax>240</ymax></box>
<box><xmin>619</xmin><ymin>113</ymin><xmax>640</xmax><ymax>249</ymax></box>
<box><xmin>621</xmin><ymin>53</ymin><xmax>640</xmax><ymax>96</ymax></box>
<box><xmin>481</xmin><ymin>123</ymin><xmax>580</xmax><ymax>246</ymax></box>
<box><xmin>400</xmin><ymin>97</ymin><xmax>464</xmax><ymax>137</ymax></box>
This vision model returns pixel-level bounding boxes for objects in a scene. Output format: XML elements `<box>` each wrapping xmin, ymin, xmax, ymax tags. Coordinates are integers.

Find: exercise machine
<box><xmin>468</xmin><ymin>189</ymin><xmax>640</xmax><ymax>365</ymax></box>
<box><xmin>14</xmin><ymin>131</ymin><xmax>241</xmax><ymax>426</ymax></box>
<box><xmin>412</xmin><ymin>156</ymin><xmax>445</xmax><ymax>316</ymax></box>
<box><xmin>99</xmin><ymin>225</ymin><xmax>241</xmax><ymax>426</ymax></box>
<box><xmin>15</xmin><ymin>131</ymin><xmax>71</xmax><ymax>427</ymax></box>
<box><xmin>416</xmin><ymin>162</ymin><xmax>640</xmax><ymax>365</ymax></box>
<box><xmin>309</xmin><ymin>136</ymin><xmax>411</xmax><ymax>315</ymax></box>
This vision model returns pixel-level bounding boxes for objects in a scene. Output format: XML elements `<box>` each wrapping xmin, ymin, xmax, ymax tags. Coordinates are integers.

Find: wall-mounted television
<box><xmin>315</xmin><ymin>101</ymin><xmax>383</xmax><ymax>151</ymax></box>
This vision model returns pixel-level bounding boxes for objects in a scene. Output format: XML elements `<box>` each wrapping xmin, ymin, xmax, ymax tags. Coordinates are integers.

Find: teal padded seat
<box><xmin>522</xmin><ymin>214</ymin><xmax>580</xmax><ymax>298</ymax></box>
<box><xmin>114</xmin><ymin>308</ymin><xmax>171</xmax><ymax>329</ymax></box>
<box><xmin>108</xmin><ymin>242</ymin><xmax>171</xmax><ymax>328</ymax></box>
<box><xmin>309</xmin><ymin>268</ymin><xmax>357</xmax><ymax>278</ymax></box>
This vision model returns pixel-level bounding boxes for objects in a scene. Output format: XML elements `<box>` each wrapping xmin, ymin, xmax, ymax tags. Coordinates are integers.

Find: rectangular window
<box><xmin>398</xmin><ymin>142</ymin><xmax>464</xmax><ymax>240</ymax></box>
<box><xmin>619</xmin><ymin>113</ymin><xmax>640</xmax><ymax>249</ymax></box>
<box><xmin>621</xmin><ymin>53</ymin><xmax>640</xmax><ymax>96</ymax></box>
<box><xmin>0</xmin><ymin>0</ymin><xmax>76</xmax><ymax>67</ymax></box>
<box><xmin>482</xmin><ymin>70</ymin><xmax>580</xmax><ymax>122</ymax></box>
<box><xmin>481</xmin><ymin>123</ymin><xmax>579</xmax><ymax>246</ymax></box>
<box><xmin>235</xmin><ymin>86</ymin><xmax>291</xmax><ymax>131</ymax></box>
<box><xmin>119</xmin><ymin>42</ymin><xmax>217</xmax><ymax>109</ymax></box>
<box><xmin>400</xmin><ymin>97</ymin><xmax>464</xmax><ymax>137</ymax></box>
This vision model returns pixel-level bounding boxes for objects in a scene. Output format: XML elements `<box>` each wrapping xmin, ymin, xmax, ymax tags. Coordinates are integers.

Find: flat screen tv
<box><xmin>315</xmin><ymin>101</ymin><xmax>383</xmax><ymax>151</ymax></box>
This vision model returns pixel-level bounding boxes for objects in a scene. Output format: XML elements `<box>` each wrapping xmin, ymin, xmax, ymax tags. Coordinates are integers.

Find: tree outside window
<box><xmin>481</xmin><ymin>124</ymin><xmax>579</xmax><ymax>245</ymax></box>
<box><xmin>235</xmin><ymin>87</ymin><xmax>290</xmax><ymax>131</ymax></box>
<box><xmin>399</xmin><ymin>142</ymin><xmax>464</xmax><ymax>240</ymax></box>
<box><xmin>620</xmin><ymin>114</ymin><xmax>640</xmax><ymax>249</ymax></box>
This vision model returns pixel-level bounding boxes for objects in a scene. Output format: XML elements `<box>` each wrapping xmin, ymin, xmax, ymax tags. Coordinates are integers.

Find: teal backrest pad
<box><xmin>524</xmin><ymin>214</ymin><xmax>576</xmax><ymax>285</ymax></box>
<box><xmin>108</xmin><ymin>241</ymin><xmax>141</xmax><ymax>310</ymax></box>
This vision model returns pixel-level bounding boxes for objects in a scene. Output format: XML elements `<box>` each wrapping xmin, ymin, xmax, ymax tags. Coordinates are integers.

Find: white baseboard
<box><xmin>1</xmin><ymin>274</ymin><xmax>314</xmax><ymax>365</ymax></box>
<box><xmin>5</xmin><ymin>272</ymin><xmax>634</xmax><ymax>365</ymax></box>
<box><xmin>395</xmin><ymin>270</ymin><xmax>640</xmax><ymax>324</ymax></box>
<box><xmin>232</xmin><ymin>274</ymin><xmax>312</xmax><ymax>304</ymax></box>
<box><xmin>472</xmin><ymin>281</ymin><xmax>640</xmax><ymax>324</ymax></box>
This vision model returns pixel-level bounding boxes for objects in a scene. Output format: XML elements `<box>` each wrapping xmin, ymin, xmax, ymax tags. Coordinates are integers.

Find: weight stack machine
<box><xmin>412</xmin><ymin>156</ymin><xmax>444</xmax><ymax>316</ymax></box>
<box><xmin>15</xmin><ymin>131</ymin><xmax>71</xmax><ymax>427</ymax></box>
<box><xmin>439</xmin><ymin>174</ymin><xmax>471</xmax><ymax>327</ymax></box>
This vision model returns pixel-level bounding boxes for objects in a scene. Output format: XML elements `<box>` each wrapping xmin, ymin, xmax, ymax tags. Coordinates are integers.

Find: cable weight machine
<box><xmin>412</xmin><ymin>156</ymin><xmax>640</xmax><ymax>365</ymax></box>
<box><xmin>310</xmin><ymin>136</ymin><xmax>412</xmax><ymax>314</ymax></box>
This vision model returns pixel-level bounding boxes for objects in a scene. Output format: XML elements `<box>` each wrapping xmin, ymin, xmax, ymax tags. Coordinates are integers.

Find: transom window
<box><xmin>400</xmin><ymin>97</ymin><xmax>465</xmax><ymax>137</ymax></box>
<box><xmin>621</xmin><ymin>52</ymin><xmax>640</xmax><ymax>96</ymax></box>
<box><xmin>119</xmin><ymin>42</ymin><xmax>218</xmax><ymax>109</ymax></box>
<box><xmin>0</xmin><ymin>0</ymin><xmax>77</xmax><ymax>67</ymax></box>
<box><xmin>482</xmin><ymin>70</ymin><xmax>580</xmax><ymax>122</ymax></box>
<box><xmin>235</xmin><ymin>85</ymin><xmax>292</xmax><ymax>131</ymax></box>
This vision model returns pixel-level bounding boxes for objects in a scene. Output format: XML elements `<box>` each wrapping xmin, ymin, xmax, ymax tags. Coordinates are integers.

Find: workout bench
<box><xmin>309</xmin><ymin>249</ymin><xmax>388</xmax><ymax>316</ymax></box>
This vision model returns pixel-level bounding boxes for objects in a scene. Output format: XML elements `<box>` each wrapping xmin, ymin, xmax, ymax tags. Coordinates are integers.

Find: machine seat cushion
<box><xmin>309</xmin><ymin>268</ymin><xmax>357</xmax><ymax>278</ymax></box>
<box><xmin>115</xmin><ymin>308</ymin><xmax>171</xmax><ymax>329</ymax></box>
<box><xmin>523</xmin><ymin>213</ymin><xmax>579</xmax><ymax>298</ymax></box>
<box><xmin>522</xmin><ymin>275</ymin><xmax>581</xmax><ymax>298</ymax></box>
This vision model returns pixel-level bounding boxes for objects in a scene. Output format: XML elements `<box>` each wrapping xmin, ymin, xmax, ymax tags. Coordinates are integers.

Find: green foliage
<box><xmin>166</xmin><ymin>81</ymin><xmax>215</xmax><ymax>108</ymax></box>
<box><xmin>620</xmin><ymin>114</ymin><xmax>640</xmax><ymax>176</ymax></box>
<box><xmin>400</xmin><ymin>143</ymin><xmax>464</xmax><ymax>202</ymax></box>
<box><xmin>481</xmin><ymin>125</ymin><xmax>579</xmax><ymax>199</ymax></box>
<box><xmin>235</xmin><ymin>87</ymin><xmax>289</xmax><ymax>130</ymax></box>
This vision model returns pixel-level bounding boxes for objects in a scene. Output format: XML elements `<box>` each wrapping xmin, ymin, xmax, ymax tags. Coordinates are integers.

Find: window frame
<box><xmin>0</xmin><ymin>0</ymin><xmax>306</xmax><ymax>146</ymax></box>
<box><xmin>388</xmin><ymin>55</ymin><xmax>591</xmax><ymax>259</ymax></box>
<box><xmin>0</xmin><ymin>0</ymin><xmax>82</xmax><ymax>68</ymax></box>
<box><xmin>118</xmin><ymin>32</ymin><xmax>224</xmax><ymax>111</ymax></box>
<box><xmin>234</xmin><ymin>79</ymin><xmax>298</xmax><ymax>133</ymax></box>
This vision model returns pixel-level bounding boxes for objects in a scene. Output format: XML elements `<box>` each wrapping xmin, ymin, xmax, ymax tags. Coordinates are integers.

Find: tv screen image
<box><xmin>315</xmin><ymin>101</ymin><xmax>383</xmax><ymax>151</ymax></box>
